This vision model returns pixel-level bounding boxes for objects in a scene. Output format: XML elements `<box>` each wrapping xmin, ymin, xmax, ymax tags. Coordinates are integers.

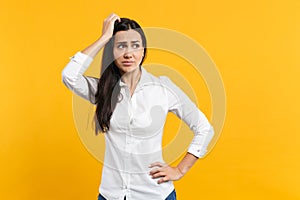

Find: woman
<box><xmin>62</xmin><ymin>13</ymin><xmax>214</xmax><ymax>200</ymax></box>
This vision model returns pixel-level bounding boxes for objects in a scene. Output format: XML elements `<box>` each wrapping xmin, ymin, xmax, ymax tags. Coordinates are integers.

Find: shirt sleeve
<box><xmin>159</xmin><ymin>76</ymin><xmax>215</xmax><ymax>158</ymax></box>
<box><xmin>61</xmin><ymin>51</ymin><xmax>99</xmax><ymax>105</ymax></box>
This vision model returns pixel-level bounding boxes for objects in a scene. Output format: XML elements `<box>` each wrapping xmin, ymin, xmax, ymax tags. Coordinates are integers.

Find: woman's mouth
<box><xmin>122</xmin><ymin>61</ymin><xmax>134</xmax><ymax>66</ymax></box>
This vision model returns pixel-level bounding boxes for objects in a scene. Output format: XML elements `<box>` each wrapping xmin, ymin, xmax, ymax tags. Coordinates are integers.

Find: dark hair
<box><xmin>93</xmin><ymin>17</ymin><xmax>147</xmax><ymax>135</ymax></box>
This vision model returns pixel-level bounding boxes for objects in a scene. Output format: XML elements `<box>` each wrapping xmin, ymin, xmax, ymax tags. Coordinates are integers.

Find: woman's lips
<box><xmin>122</xmin><ymin>61</ymin><xmax>134</xmax><ymax>66</ymax></box>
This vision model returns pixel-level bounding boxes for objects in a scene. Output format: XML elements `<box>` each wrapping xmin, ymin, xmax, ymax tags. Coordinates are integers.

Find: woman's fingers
<box><xmin>148</xmin><ymin>162</ymin><xmax>184</xmax><ymax>184</ymax></box>
<box><xmin>101</xmin><ymin>13</ymin><xmax>120</xmax><ymax>39</ymax></box>
<box><xmin>149</xmin><ymin>162</ymin><xmax>166</xmax><ymax>168</ymax></box>
<box><xmin>107</xmin><ymin>14</ymin><xmax>120</xmax><ymax>23</ymax></box>
<box><xmin>110</xmin><ymin>13</ymin><xmax>120</xmax><ymax>21</ymax></box>
<box><xmin>105</xmin><ymin>13</ymin><xmax>118</xmax><ymax>22</ymax></box>
<box><xmin>157</xmin><ymin>177</ymin><xmax>169</xmax><ymax>184</ymax></box>
<box><xmin>149</xmin><ymin>167</ymin><xmax>161</xmax><ymax>175</ymax></box>
<box><xmin>151</xmin><ymin>171</ymin><xmax>167</xmax><ymax>178</ymax></box>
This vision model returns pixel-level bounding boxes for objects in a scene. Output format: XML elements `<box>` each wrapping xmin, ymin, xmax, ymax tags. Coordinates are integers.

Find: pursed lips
<box><xmin>122</xmin><ymin>61</ymin><xmax>134</xmax><ymax>65</ymax></box>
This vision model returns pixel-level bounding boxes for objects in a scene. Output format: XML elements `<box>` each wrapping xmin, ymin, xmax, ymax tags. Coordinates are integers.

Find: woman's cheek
<box><xmin>113</xmin><ymin>49</ymin><xmax>123</xmax><ymax>60</ymax></box>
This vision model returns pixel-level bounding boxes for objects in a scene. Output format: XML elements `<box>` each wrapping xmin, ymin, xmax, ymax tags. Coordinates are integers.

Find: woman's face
<box><xmin>113</xmin><ymin>29</ymin><xmax>144</xmax><ymax>74</ymax></box>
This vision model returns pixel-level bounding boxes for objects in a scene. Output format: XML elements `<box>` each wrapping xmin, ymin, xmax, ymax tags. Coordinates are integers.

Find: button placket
<box><xmin>127</xmin><ymin>86</ymin><xmax>134</xmax><ymax>192</ymax></box>
<box><xmin>127</xmin><ymin>86</ymin><xmax>133</xmax><ymax>146</ymax></box>
<box><xmin>121</xmin><ymin>85</ymin><xmax>131</xmax><ymax>193</ymax></box>
<box><xmin>122</xmin><ymin>84</ymin><xmax>139</xmax><ymax>193</ymax></box>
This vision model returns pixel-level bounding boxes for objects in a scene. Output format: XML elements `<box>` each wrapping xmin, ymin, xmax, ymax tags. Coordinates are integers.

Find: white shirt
<box><xmin>62</xmin><ymin>51</ymin><xmax>215</xmax><ymax>200</ymax></box>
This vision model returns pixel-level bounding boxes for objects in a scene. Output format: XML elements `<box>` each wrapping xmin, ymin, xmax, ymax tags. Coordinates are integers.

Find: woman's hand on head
<box><xmin>101</xmin><ymin>13</ymin><xmax>121</xmax><ymax>41</ymax></box>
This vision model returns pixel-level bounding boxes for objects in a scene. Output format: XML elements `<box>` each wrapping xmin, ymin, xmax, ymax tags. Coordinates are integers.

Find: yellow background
<box><xmin>1</xmin><ymin>0</ymin><xmax>299</xmax><ymax>199</ymax></box>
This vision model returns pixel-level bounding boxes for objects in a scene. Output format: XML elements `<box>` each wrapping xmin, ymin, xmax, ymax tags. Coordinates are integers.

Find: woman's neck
<box><xmin>120</xmin><ymin>67</ymin><xmax>142</xmax><ymax>95</ymax></box>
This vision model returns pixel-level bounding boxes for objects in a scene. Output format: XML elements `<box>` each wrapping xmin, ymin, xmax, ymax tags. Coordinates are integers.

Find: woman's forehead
<box><xmin>114</xmin><ymin>29</ymin><xmax>142</xmax><ymax>42</ymax></box>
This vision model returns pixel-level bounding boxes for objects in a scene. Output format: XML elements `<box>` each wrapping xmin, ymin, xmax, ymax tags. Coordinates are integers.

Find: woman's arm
<box><xmin>177</xmin><ymin>152</ymin><xmax>198</xmax><ymax>175</ymax></box>
<box><xmin>149</xmin><ymin>76</ymin><xmax>215</xmax><ymax>183</ymax></box>
<box><xmin>61</xmin><ymin>52</ymin><xmax>98</xmax><ymax>104</ymax></box>
<box><xmin>80</xmin><ymin>36</ymin><xmax>110</xmax><ymax>58</ymax></box>
<box><xmin>61</xmin><ymin>13</ymin><xmax>121</xmax><ymax>104</ymax></box>
<box><xmin>81</xmin><ymin>13</ymin><xmax>120</xmax><ymax>58</ymax></box>
<box><xmin>158</xmin><ymin>75</ymin><xmax>215</xmax><ymax>158</ymax></box>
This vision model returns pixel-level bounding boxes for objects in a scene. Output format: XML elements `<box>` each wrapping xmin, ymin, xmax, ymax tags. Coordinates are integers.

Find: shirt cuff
<box><xmin>69</xmin><ymin>51</ymin><xmax>94</xmax><ymax>67</ymax></box>
<box><xmin>187</xmin><ymin>125</ymin><xmax>215</xmax><ymax>158</ymax></box>
<box><xmin>187</xmin><ymin>145</ymin><xmax>206</xmax><ymax>159</ymax></box>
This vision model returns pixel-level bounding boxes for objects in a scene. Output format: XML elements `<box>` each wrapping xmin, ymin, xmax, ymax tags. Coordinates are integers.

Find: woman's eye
<box><xmin>133</xmin><ymin>44</ymin><xmax>140</xmax><ymax>48</ymax></box>
<box><xmin>117</xmin><ymin>44</ymin><xmax>126</xmax><ymax>49</ymax></box>
<box><xmin>116</xmin><ymin>44</ymin><xmax>140</xmax><ymax>49</ymax></box>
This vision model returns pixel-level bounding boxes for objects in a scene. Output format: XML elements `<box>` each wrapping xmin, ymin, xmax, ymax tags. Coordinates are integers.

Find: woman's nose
<box><xmin>124</xmin><ymin>51</ymin><xmax>133</xmax><ymax>58</ymax></box>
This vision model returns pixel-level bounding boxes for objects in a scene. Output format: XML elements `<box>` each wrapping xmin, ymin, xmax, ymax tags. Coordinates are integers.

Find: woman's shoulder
<box><xmin>140</xmin><ymin>67</ymin><xmax>180</xmax><ymax>92</ymax></box>
<box><xmin>142</xmin><ymin>68</ymin><xmax>172</xmax><ymax>84</ymax></box>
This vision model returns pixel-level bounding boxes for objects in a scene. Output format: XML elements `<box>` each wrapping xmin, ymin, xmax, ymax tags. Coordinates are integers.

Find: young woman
<box><xmin>62</xmin><ymin>13</ymin><xmax>214</xmax><ymax>200</ymax></box>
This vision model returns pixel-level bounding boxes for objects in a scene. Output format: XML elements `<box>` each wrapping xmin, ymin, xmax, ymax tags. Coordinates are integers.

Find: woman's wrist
<box><xmin>176</xmin><ymin>152</ymin><xmax>198</xmax><ymax>176</ymax></box>
<box><xmin>175</xmin><ymin>166</ymin><xmax>185</xmax><ymax>177</ymax></box>
<box><xmin>81</xmin><ymin>36</ymin><xmax>110</xmax><ymax>58</ymax></box>
<box><xmin>98</xmin><ymin>34</ymin><xmax>111</xmax><ymax>44</ymax></box>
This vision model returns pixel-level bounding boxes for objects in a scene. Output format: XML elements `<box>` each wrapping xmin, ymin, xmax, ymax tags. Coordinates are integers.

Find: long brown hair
<box><xmin>93</xmin><ymin>18</ymin><xmax>147</xmax><ymax>135</ymax></box>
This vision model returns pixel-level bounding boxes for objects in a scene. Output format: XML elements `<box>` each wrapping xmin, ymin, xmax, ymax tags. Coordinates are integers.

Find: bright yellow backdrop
<box><xmin>1</xmin><ymin>0</ymin><xmax>299</xmax><ymax>199</ymax></box>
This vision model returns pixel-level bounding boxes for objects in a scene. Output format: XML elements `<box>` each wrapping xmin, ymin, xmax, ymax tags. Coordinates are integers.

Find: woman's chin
<box><xmin>119</xmin><ymin>65</ymin><xmax>139</xmax><ymax>74</ymax></box>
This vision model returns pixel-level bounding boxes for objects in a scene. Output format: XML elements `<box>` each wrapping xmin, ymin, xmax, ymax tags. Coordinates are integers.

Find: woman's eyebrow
<box><xmin>116</xmin><ymin>40</ymin><xmax>141</xmax><ymax>44</ymax></box>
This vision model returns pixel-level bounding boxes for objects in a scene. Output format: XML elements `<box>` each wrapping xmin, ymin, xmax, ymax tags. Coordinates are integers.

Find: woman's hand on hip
<box><xmin>149</xmin><ymin>162</ymin><xmax>184</xmax><ymax>184</ymax></box>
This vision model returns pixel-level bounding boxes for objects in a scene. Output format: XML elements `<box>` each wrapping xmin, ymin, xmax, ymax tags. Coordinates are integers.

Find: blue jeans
<box><xmin>97</xmin><ymin>189</ymin><xmax>176</xmax><ymax>200</ymax></box>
